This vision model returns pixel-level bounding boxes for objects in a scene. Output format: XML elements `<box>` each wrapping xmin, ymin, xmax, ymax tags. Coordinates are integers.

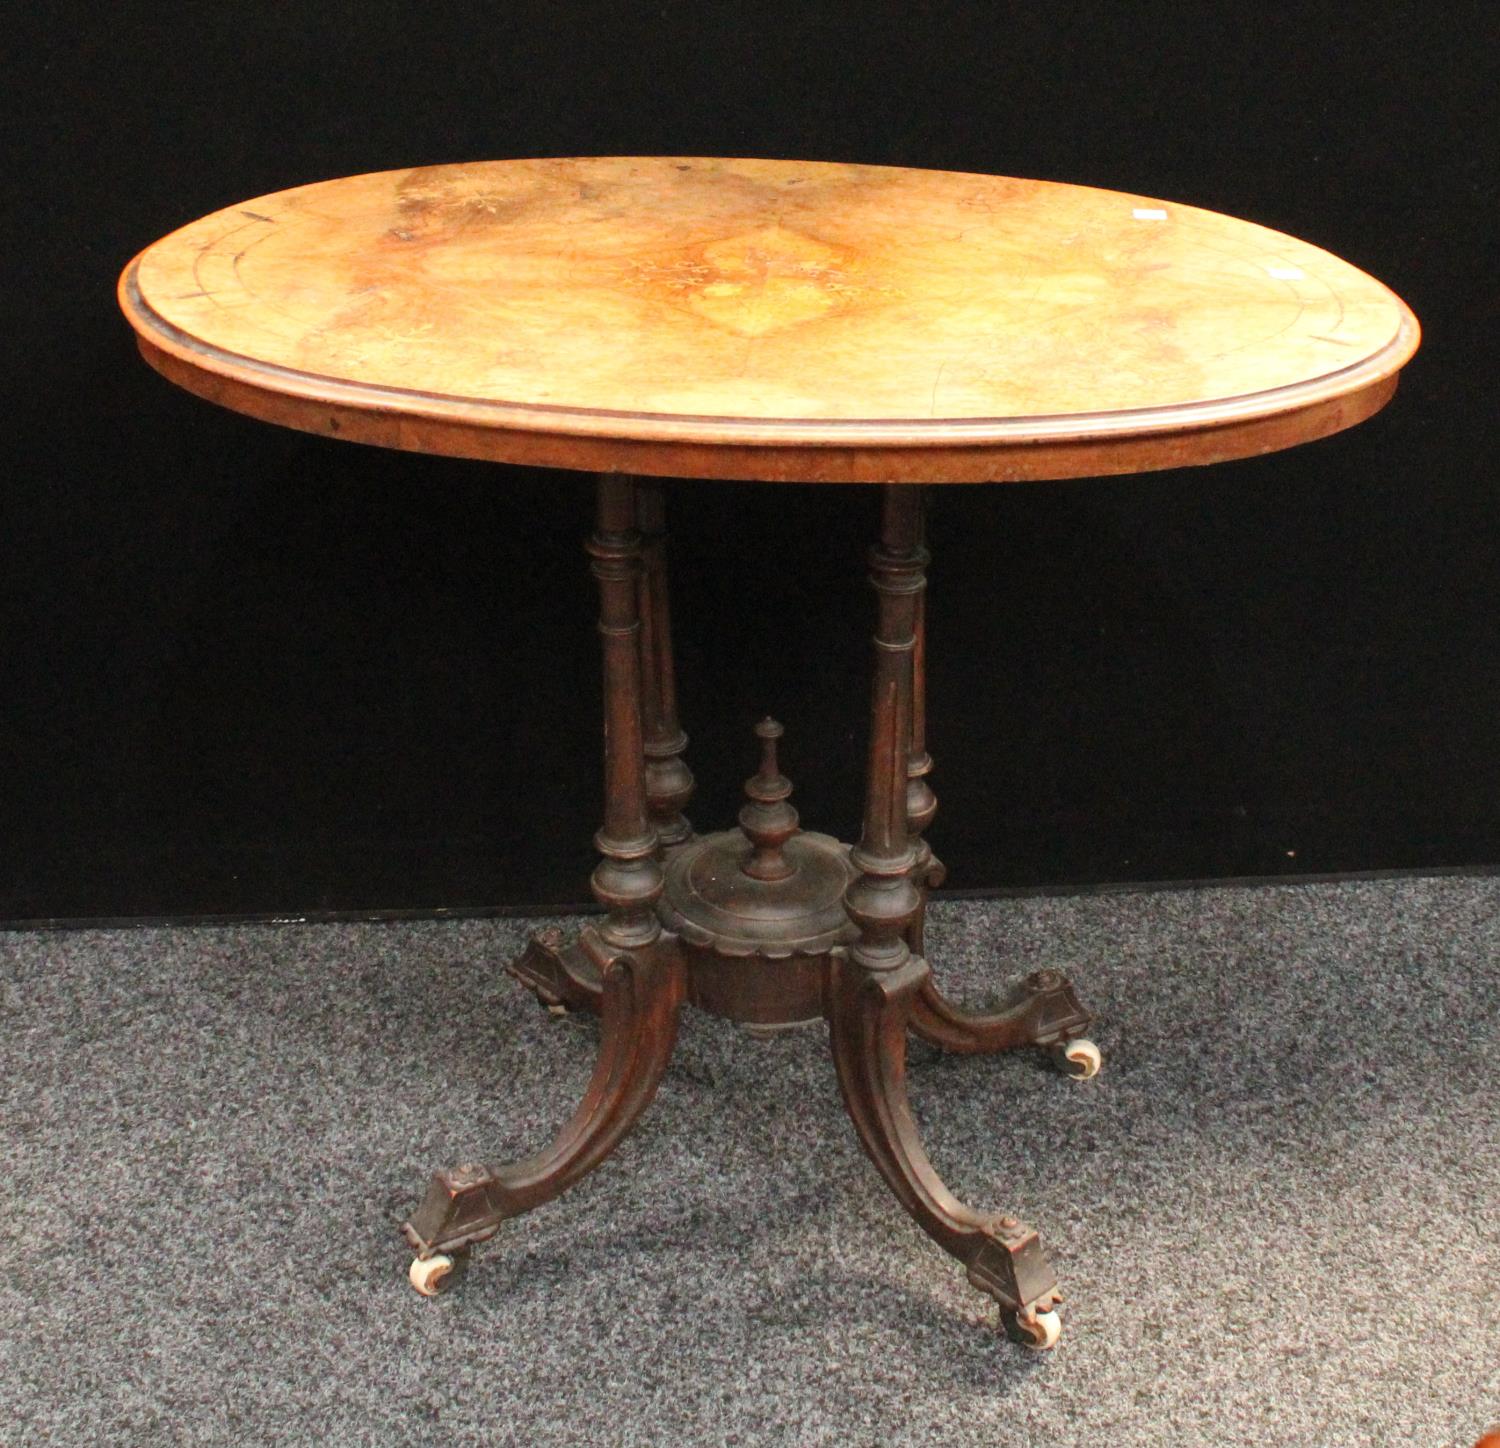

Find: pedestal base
<box><xmin>402</xmin><ymin>478</ymin><xmax>1102</xmax><ymax>1353</ymax></box>
<box><xmin>424</xmin><ymin>910</ymin><xmax>1096</xmax><ymax>1350</ymax></box>
<box><xmin>658</xmin><ymin>826</ymin><xmax>856</xmax><ymax>1025</ymax></box>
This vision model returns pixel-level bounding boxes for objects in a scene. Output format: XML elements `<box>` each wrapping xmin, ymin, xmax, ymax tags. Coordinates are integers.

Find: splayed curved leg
<box><xmin>827</xmin><ymin>951</ymin><xmax>1063</xmax><ymax>1346</ymax></box>
<box><xmin>403</xmin><ymin>928</ymin><xmax>685</xmax><ymax>1280</ymax></box>
<box><xmin>507</xmin><ymin>926</ymin><xmax>605</xmax><ymax>1016</ymax></box>
<box><xmin>831</xmin><ymin>485</ymin><xmax>1062</xmax><ymax>1346</ymax></box>
<box><xmin>910</xmin><ymin>967</ymin><xmax>1096</xmax><ymax>1070</ymax></box>
<box><xmin>405</xmin><ymin>473</ymin><xmax>685</xmax><ymax>1292</ymax></box>
<box><xmin>898</xmin><ymin>489</ymin><xmax>1097</xmax><ymax>1074</ymax></box>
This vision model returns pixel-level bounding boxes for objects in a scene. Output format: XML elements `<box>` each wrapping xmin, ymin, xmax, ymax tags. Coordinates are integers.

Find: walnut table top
<box><xmin>119</xmin><ymin>156</ymin><xmax>1419</xmax><ymax>482</ymax></box>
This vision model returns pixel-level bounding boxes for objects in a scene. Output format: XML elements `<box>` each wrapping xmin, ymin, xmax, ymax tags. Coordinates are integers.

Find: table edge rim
<box><xmin>119</xmin><ymin>258</ymin><xmax>1418</xmax><ymax>443</ymax></box>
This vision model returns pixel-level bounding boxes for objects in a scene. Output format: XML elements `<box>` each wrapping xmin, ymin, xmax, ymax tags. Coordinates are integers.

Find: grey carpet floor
<box><xmin>2</xmin><ymin>877</ymin><xmax>1497</xmax><ymax>1447</ymax></box>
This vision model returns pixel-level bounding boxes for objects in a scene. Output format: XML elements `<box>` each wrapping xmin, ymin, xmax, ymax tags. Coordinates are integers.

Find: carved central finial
<box><xmin>739</xmin><ymin>717</ymin><xmax>799</xmax><ymax>881</ymax></box>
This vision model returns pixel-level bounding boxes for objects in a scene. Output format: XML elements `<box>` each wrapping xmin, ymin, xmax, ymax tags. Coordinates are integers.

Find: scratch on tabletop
<box><xmin>929</xmin><ymin>362</ymin><xmax>948</xmax><ymax>417</ymax></box>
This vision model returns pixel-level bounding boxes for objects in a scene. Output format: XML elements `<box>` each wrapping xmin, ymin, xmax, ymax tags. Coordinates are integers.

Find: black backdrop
<box><xmin>5</xmin><ymin>3</ymin><xmax>1495</xmax><ymax>922</ymax></box>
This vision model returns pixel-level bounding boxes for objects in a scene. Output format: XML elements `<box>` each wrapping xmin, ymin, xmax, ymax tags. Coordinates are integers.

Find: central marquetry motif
<box><xmin>629</xmin><ymin>224</ymin><xmax>894</xmax><ymax>336</ymax></box>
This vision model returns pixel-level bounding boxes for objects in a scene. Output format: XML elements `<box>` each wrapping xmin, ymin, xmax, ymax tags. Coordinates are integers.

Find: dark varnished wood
<box><xmin>658</xmin><ymin>716</ymin><xmax>857</xmax><ymax>1026</ymax></box>
<box><xmin>405</xmin><ymin>476</ymin><xmax>693</xmax><ymax>1261</ymax></box>
<box><xmin>900</xmin><ymin>493</ymin><xmax>1095</xmax><ymax>1057</ymax></box>
<box><xmin>473</xmin><ymin>477</ymin><xmax>1086</xmax><ymax>1338</ymax></box>
<box><xmin>910</xmin><ymin>967</ymin><xmax>1094</xmax><ymax>1056</ymax></box>
<box><xmin>403</xmin><ymin>924</ymin><xmax>685</xmax><ymax>1257</ymax></box>
<box><xmin>842</xmin><ymin>486</ymin><xmax>925</xmax><ymax>975</ymax></box>
<box><xmin>638</xmin><ymin>481</ymin><xmax>695</xmax><ymax>849</ymax></box>
<box><xmin>905</xmin><ymin>488</ymin><xmax>940</xmax><ymax>886</ymax></box>
<box><xmin>826</xmin><ymin>486</ymin><xmax>1066</xmax><ymax>1339</ymax></box>
<box><xmin>587</xmin><ymin>476</ymin><xmax>665</xmax><ymax>953</ymax></box>
<box><xmin>826</xmin><ymin>952</ymin><xmax>1061</xmax><ymax>1335</ymax></box>
<box><xmin>505</xmin><ymin>926</ymin><xmax>601</xmax><ymax>1016</ymax></box>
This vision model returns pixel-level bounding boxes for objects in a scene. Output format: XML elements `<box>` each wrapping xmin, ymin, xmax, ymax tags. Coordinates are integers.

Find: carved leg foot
<box><xmin>506</xmin><ymin>926</ymin><xmax>604</xmax><ymax>1016</ymax></box>
<box><xmin>911</xmin><ymin>965</ymin><xmax>1099</xmax><ymax>1077</ymax></box>
<box><xmin>402</xmin><ymin>930</ymin><xmax>685</xmax><ymax>1288</ymax></box>
<box><xmin>827</xmin><ymin>951</ymin><xmax>1064</xmax><ymax>1348</ymax></box>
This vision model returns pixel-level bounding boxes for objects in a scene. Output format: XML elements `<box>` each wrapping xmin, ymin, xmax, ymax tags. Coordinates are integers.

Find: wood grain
<box><xmin>119</xmin><ymin>157</ymin><xmax>1419</xmax><ymax>482</ymax></box>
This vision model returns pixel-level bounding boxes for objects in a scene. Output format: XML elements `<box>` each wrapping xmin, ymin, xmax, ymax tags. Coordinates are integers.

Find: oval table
<box><xmin>119</xmin><ymin>156</ymin><xmax>1419</xmax><ymax>1350</ymax></box>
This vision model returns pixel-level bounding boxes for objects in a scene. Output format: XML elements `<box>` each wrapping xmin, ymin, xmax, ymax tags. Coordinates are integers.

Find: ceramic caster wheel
<box><xmin>409</xmin><ymin>1250</ymin><xmax>466</xmax><ymax>1298</ymax></box>
<box><xmin>1057</xmin><ymin>1037</ymin><xmax>1102</xmax><ymax>1080</ymax></box>
<box><xmin>1003</xmin><ymin>1306</ymin><xmax>1062</xmax><ymax>1350</ymax></box>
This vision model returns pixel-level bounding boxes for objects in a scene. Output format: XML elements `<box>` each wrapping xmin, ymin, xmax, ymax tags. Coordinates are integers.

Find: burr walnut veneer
<box><xmin>119</xmin><ymin>156</ymin><xmax>1419</xmax><ymax>1349</ymax></box>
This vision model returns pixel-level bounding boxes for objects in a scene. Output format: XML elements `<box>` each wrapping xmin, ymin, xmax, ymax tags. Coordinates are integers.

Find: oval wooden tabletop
<box><xmin>119</xmin><ymin>157</ymin><xmax>1419</xmax><ymax>483</ymax></box>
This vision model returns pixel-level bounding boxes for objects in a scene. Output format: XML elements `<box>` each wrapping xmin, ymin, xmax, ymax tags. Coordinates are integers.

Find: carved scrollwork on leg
<box><xmin>910</xmin><ymin>966</ymin><xmax>1094</xmax><ymax>1056</ymax></box>
<box><xmin>830</xmin><ymin>486</ymin><xmax>1063</xmax><ymax>1344</ymax></box>
<box><xmin>404</xmin><ymin>475</ymin><xmax>688</xmax><ymax>1287</ymax></box>
<box><xmin>507</xmin><ymin>926</ymin><xmax>604</xmax><ymax>1015</ymax></box>
<box><xmin>403</xmin><ymin>931</ymin><xmax>686</xmax><ymax>1262</ymax></box>
<box><xmin>826</xmin><ymin>951</ymin><xmax>1062</xmax><ymax>1337</ymax></box>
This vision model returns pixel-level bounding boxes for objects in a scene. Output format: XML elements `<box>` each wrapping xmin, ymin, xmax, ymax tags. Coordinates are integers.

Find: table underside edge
<box><xmin>130</xmin><ymin>331</ymin><xmax>1401</xmax><ymax>483</ymax></box>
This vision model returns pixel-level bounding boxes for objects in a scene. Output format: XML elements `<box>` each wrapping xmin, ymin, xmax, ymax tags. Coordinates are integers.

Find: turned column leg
<box><xmin>508</xmin><ymin>474</ymin><xmax>687</xmax><ymax>1016</ymax></box>
<box><xmin>902</xmin><ymin>495</ymin><xmax>1099</xmax><ymax>1073</ymax></box>
<box><xmin>403</xmin><ymin>475</ymin><xmax>687</xmax><ymax>1293</ymax></box>
<box><xmin>828</xmin><ymin>485</ymin><xmax>1063</xmax><ymax>1349</ymax></box>
<box><xmin>905</xmin><ymin>488</ymin><xmax>944</xmax><ymax>957</ymax></box>
<box><xmin>637</xmin><ymin>480</ymin><xmax>695</xmax><ymax>851</ymax></box>
<box><xmin>586</xmin><ymin>473</ymin><xmax>666</xmax><ymax>952</ymax></box>
<box><xmin>842</xmin><ymin>485</ymin><xmax>924</xmax><ymax>978</ymax></box>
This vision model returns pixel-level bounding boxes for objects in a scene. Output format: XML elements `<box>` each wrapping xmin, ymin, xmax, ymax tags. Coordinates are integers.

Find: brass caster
<box><xmin>1054</xmin><ymin>1037</ymin><xmax>1102</xmax><ymax>1080</ymax></box>
<box><xmin>408</xmin><ymin>1249</ymin><xmax>467</xmax><ymax>1298</ymax></box>
<box><xmin>1003</xmin><ymin>1304</ymin><xmax>1063</xmax><ymax>1350</ymax></box>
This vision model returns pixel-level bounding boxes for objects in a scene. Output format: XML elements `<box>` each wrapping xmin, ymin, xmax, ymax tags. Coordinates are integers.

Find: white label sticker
<box><xmin>1132</xmin><ymin>207</ymin><xmax>1168</xmax><ymax>220</ymax></box>
<box><xmin>1266</xmin><ymin>264</ymin><xmax>1306</xmax><ymax>279</ymax></box>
